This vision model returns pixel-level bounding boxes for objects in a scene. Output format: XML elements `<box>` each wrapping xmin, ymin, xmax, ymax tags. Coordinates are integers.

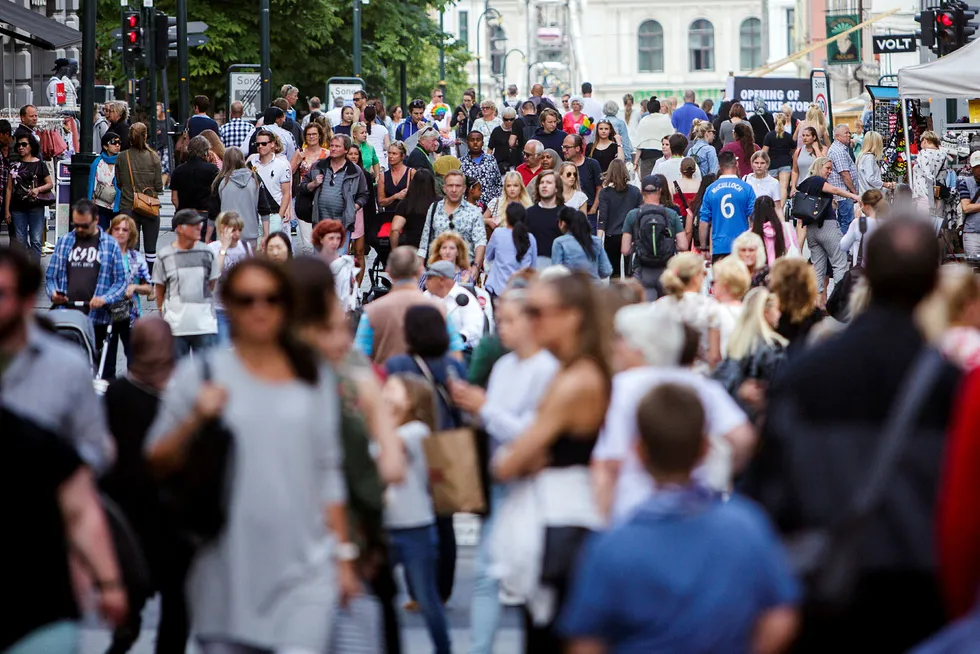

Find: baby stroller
<box><xmin>364</xmin><ymin>219</ymin><xmax>393</xmax><ymax>304</ymax></box>
<box><xmin>44</xmin><ymin>302</ymin><xmax>113</xmax><ymax>394</ymax></box>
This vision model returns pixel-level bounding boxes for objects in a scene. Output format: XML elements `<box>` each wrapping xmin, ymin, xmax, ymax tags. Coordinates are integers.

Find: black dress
<box><xmin>398</xmin><ymin>206</ymin><xmax>429</xmax><ymax>250</ymax></box>
<box><xmin>590</xmin><ymin>143</ymin><xmax>619</xmax><ymax>174</ymax></box>
<box><xmin>380</xmin><ymin>167</ymin><xmax>410</xmax><ymax>220</ymax></box>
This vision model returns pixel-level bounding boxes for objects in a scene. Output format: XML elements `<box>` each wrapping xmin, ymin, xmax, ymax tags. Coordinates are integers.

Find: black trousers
<box><xmin>603</xmin><ymin>233</ymin><xmax>627</xmax><ymax>279</ymax></box>
<box><xmin>369</xmin><ymin>559</ymin><xmax>403</xmax><ymax>654</ymax></box>
<box><xmin>94</xmin><ymin>319</ymin><xmax>131</xmax><ymax>381</ymax></box>
<box><xmin>436</xmin><ymin>514</ymin><xmax>457</xmax><ymax>602</ymax></box>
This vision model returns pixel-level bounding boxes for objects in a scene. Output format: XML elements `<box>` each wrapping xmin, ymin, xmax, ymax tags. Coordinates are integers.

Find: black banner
<box><xmin>872</xmin><ymin>33</ymin><xmax>917</xmax><ymax>54</ymax></box>
<box><xmin>730</xmin><ymin>77</ymin><xmax>811</xmax><ymax>116</ymax></box>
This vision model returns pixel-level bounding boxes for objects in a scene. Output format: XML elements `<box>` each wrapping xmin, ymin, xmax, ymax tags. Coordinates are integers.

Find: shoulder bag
<box><xmin>790</xmin><ymin>179</ymin><xmax>831</xmax><ymax>226</ymax></box>
<box><xmin>158</xmin><ymin>355</ymin><xmax>235</xmax><ymax>547</ymax></box>
<box><xmin>826</xmin><ymin>216</ymin><xmax>868</xmax><ymax>322</ymax></box>
<box><xmin>783</xmin><ymin>348</ymin><xmax>945</xmax><ymax>613</ymax></box>
<box><xmin>412</xmin><ymin>355</ymin><xmax>487</xmax><ymax>516</ymax></box>
<box><xmin>126</xmin><ymin>151</ymin><xmax>161</xmax><ymax>218</ymax></box>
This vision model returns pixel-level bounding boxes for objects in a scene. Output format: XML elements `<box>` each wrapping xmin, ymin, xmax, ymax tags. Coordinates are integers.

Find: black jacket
<box><xmin>452</xmin><ymin>104</ymin><xmax>480</xmax><ymax>139</ymax></box>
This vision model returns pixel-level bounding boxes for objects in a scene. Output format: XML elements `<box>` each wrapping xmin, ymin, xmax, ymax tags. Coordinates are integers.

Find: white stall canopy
<box><xmin>898</xmin><ymin>39</ymin><xmax>980</xmax><ymax>100</ymax></box>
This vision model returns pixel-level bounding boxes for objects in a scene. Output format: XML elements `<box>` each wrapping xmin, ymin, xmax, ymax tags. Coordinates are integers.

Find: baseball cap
<box><xmin>426</xmin><ymin>260</ymin><xmax>457</xmax><ymax>280</ymax></box>
<box><xmin>640</xmin><ymin>175</ymin><xmax>663</xmax><ymax>193</ymax></box>
<box><xmin>970</xmin><ymin>151</ymin><xmax>980</xmax><ymax>168</ymax></box>
<box><xmin>172</xmin><ymin>209</ymin><xmax>205</xmax><ymax>227</ymax></box>
<box><xmin>52</xmin><ymin>57</ymin><xmax>70</xmax><ymax>71</ymax></box>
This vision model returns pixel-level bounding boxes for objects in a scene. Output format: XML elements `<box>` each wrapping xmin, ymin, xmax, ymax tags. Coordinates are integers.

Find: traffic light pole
<box><xmin>72</xmin><ymin>0</ymin><xmax>98</xmax><ymax>205</ymax></box>
<box><xmin>146</xmin><ymin>3</ymin><xmax>157</xmax><ymax>142</ymax></box>
<box><xmin>177</xmin><ymin>0</ymin><xmax>189</xmax><ymax>125</ymax></box>
<box><xmin>353</xmin><ymin>0</ymin><xmax>361</xmax><ymax>77</ymax></box>
<box><xmin>260</xmin><ymin>0</ymin><xmax>271</xmax><ymax>108</ymax></box>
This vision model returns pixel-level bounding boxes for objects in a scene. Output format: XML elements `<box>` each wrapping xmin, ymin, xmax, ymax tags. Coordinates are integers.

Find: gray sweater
<box><xmin>218</xmin><ymin>168</ymin><xmax>263</xmax><ymax>241</ymax></box>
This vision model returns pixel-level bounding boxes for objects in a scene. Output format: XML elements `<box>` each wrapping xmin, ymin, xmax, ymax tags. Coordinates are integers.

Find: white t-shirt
<box><xmin>742</xmin><ymin>174</ymin><xmax>781</xmax><ymax>204</ymax></box>
<box><xmin>565</xmin><ymin>190</ymin><xmax>588</xmax><ymax>212</ymax></box>
<box><xmin>384</xmin><ymin>421</ymin><xmax>436</xmax><ymax>529</ymax></box>
<box><xmin>653</xmin><ymin>156</ymin><xmax>702</xmax><ymax>188</ymax></box>
<box><xmin>593</xmin><ymin>367</ymin><xmax>749</xmax><ymax>524</ymax></box>
<box><xmin>711</xmin><ymin>302</ymin><xmax>743</xmax><ymax>359</ymax></box>
<box><xmin>246</xmin><ymin>154</ymin><xmax>292</xmax><ymax>209</ymax></box>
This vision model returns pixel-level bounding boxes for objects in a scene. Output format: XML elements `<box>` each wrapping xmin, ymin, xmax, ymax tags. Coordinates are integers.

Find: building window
<box><xmin>459</xmin><ymin>10</ymin><xmax>469</xmax><ymax>48</ymax></box>
<box><xmin>689</xmin><ymin>19</ymin><xmax>714</xmax><ymax>71</ymax></box>
<box><xmin>740</xmin><ymin>18</ymin><xmax>762</xmax><ymax>70</ymax></box>
<box><xmin>786</xmin><ymin>8</ymin><xmax>796</xmax><ymax>55</ymax></box>
<box><xmin>637</xmin><ymin>20</ymin><xmax>664</xmax><ymax>73</ymax></box>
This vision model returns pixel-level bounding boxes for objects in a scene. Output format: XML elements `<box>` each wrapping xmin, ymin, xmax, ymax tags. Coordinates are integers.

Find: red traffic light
<box><xmin>126</xmin><ymin>30</ymin><xmax>138</xmax><ymax>44</ymax></box>
<box><xmin>126</xmin><ymin>14</ymin><xmax>138</xmax><ymax>28</ymax></box>
<box><xmin>938</xmin><ymin>12</ymin><xmax>955</xmax><ymax>27</ymax></box>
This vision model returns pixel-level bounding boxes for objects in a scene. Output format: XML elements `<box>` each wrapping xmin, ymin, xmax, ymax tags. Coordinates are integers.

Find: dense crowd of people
<box><xmin>3</xmin><ymin>80</ymin><xmax>980</xmax><ymax>654</ymax></box>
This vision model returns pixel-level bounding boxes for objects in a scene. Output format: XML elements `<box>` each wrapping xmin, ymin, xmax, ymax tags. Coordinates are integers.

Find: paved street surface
<box><xmin>8</xmin><ymin>199</ymin><xmax>523</xmax><ymax>653</ymax></box>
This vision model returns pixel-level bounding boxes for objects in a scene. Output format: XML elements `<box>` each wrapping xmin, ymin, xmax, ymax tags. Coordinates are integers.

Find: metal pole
<box><xmin>71</xmin><ymin>0</ymin><xmax>98</xmax><ymax>204</ymax></box>
<box><xmin>439</xmin><ymin>10</ymin><xmax>446</xmax><ymax>97</ymax></box>
<box><xmin>901</xmin><ymin>97</ymin><xmax>913</xmax><ymax>187</ymax></box>
<box><xmin>476</xmin><ymin>16</ymin><xmax>482</xmax><ymax>103</ymax></box>
<box><xmin>260</xmin><ymin>0</ymin><xmax>271</xmax><ymax>107</ymax></box>
<box><xmin>162</xmin><ymin>66</ymin><xmax>173</xmax><ymax>177</ymax></box>
<box><xmin>146</xmin><ymin>4</ymin><xmax>157</xmax><ymax>141</ymax></box>
<box><xmin>525</xmin><ymin>0</ymin><xmax>531</xmax><ymax>95</ymax></box>
<box><xmin>400</xmin><ymin>61</ymin><xmax>407</xmax><ymax>110</ymax></box>
<box><xmin>353</xmin><ymin>0</ymin><xmax>362</xmax><ymax>77</ymax></box>
<box><xmin>176</xmin><ymin>0</ymin><xmax>189</xmax><ymax>124</ymax></box>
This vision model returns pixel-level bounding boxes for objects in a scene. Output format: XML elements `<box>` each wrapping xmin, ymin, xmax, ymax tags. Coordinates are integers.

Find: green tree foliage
<box><xmin>97</xmin><ymin>0</ymin><xmax>471</xmax><ymax>115</ymax></box>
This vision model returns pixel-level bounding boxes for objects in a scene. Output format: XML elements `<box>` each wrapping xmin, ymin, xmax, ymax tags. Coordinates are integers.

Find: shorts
<box><xmin>770</xmin><ymin>166</ymin><xmax>792</xmax><ymax>175</ymax></box>
<box><xmin>352</xmin><ymin>208</ymin><xmax>365</xmax><ymax>240</ymax></box>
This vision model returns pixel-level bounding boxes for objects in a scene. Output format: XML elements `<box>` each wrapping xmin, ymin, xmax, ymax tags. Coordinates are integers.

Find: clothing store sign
<box><xmin>727</xmin><ymin>77</ymin><xmax>811</xmax><ymax>115</ymax></box>
<box><xmin>872</xmin><ymin>34</ymin><xmax>917</xmax><ymax>54</ymax></box>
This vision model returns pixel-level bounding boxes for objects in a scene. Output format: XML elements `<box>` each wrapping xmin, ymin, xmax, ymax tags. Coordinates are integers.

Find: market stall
<box><xmin>898</xmin><ymin>38</ymin><xmax>980</xmax><ymax>188</ymax></box>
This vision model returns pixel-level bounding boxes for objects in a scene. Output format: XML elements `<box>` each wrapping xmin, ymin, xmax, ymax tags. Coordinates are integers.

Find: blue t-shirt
<box><xmin>671</xmin><ymin>102</ymin><xmax>709</xmax><ymax>139</ymax></box>
<box><xmin>558</xmin><ymin>493</ymin><xmax>799</xmax><ymax>654</ymax></box>
<box><xmin>699</xmin><ymin>175</ymin><xmax>756</xmax><ymax>255</ymax></box>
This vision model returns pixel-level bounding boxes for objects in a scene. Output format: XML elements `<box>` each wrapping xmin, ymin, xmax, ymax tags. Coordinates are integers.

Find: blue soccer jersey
<box><xmin>699</xmin><ymin>176</ymin><xmax>756</xmax><ymax>256</ymax></box>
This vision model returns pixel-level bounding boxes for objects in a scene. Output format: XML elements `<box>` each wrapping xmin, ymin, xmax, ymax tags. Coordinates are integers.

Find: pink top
<box><xmin>762</xmin><ymin>221</ymin><xmax>800</xmax><ymax>265</ymax></box>
<box><xmin>941</xmin><ymin>327</ymin><xmax>980</xmax><ymax>371</ymax></box>
<box><xmin>720</xmin><ymin>141</ymin><xmax>761</xmax><ymax>177</ymax></box>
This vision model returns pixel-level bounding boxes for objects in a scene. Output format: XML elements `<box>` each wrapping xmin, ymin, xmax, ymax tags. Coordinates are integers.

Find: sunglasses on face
<box><xmin>503</xmin><ymin>117</ymin><xmax>514</xmax><ymax>122</ymax></box>
<box><xmin>108</xmin><ymin>140</ymin><xmax>120</xmax><ymax>146</ymax></box>
<box><xmin>256</xmin><ymin>141</ymin><xmax>271</xmax><ymax>147</ymax></box>
<box><xmin>227</xmin><ymin>292</ymin><xmax>283</xmax><ymax>308</ymax></box>
<box><xmin>561</xmin><ymin>145</ymin><xmax>575</xmax><ymax>150</ymax></box>
<box><xmin>16</xmin><ymin>142</ymin><xmax>29</xmax><ymax>148</ymax></box>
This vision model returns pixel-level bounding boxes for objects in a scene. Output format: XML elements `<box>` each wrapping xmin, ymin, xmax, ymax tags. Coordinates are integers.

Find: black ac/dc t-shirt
<box><xmin>1</xmin><ymin>406</ymin><xmax>83</xmax><ymax>650</ymax></box>
<box><xmin>67</xmin><ymin>231</ymin><xmax>101</xmax><ymax>309</ymax></box>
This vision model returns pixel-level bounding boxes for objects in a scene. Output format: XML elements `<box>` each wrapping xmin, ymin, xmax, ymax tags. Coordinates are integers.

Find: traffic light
<box><xmin>123</xmin><ymin>10</ymin><xmax>143</xmax><ymax>65</ymax></box>
<box><xmin>915</xmin><ymin>9</ymin><xmax>935</xmax><ymax>49</ymax></box>
<box><xmin>956</xmin><ymin>3</ymin><xmax>979</xmax><ymax>46</ymax></box>
<box><xmin>936</xmin><ymin>8</ymin><xmax>958</xmax><ymax>52</ymax></box>
<box><xmin>134</xmin><ymin>77</ymin><xmax>148</xmax><ymax>107</ymax></box>
<box><xmin>154</xmin><ymin>12</ymin><xmax>172</xmax><ymax>68</ymax></box>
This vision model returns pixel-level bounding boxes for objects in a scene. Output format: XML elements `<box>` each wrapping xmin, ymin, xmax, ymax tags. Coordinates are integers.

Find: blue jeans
<box><xmin>388</xmin><ymin>524</ymin><xmax>452</xmax><ymax>654</ymax></box>
<box><xmin>12</xmin><ymin>206</ymin><xmax>45</xmax><ymax>259</ymax></box>
<box><xmin>216</xmin><ymin>310</ymin><xmax>231</xmax><ymax>345</ymax></box>
<box><xmin>468</xmin><ymin>484</ymin><xmax>508</xmax><ymax>654</ymax></box>
<box><xmin>836</xmin><ymin>198</ymin><xmax>854</xmax><ymax>235</ymax></box>
<box><xmin>173</xmin><ymin>333</ymin><xmax>218</xmax><ymax>359</ymax></box>
<box><xmin>6</xmin><ymin>620</ymin><xmax>77</xmax><ymax>653</ymax></box>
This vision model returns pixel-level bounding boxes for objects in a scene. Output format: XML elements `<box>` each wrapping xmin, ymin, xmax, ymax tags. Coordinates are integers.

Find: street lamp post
<box><xmin>501</xmin><ymin>47</ymin><xmax>526</xmax><ymax>100</ymax></box>
<box><xmin>260</xmin><ymin>0</ymin><xmax>271</xmax><ymax>107</ymax></box>
<box><xmin>476</xmin><ymin>7</ymin><xmax>502</xmax><ymax>102</ymax></box>
<box><xmin>353</xmin><ymin>0</ymin><xmax>361</xmax><ymax>76</ymax></box>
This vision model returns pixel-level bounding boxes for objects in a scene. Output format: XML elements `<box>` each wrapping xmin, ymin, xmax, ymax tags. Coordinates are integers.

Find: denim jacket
<box><xmin>551</xmin><ymin>234</ymin><xmax>613</xmax><ymax>279</ymax></box>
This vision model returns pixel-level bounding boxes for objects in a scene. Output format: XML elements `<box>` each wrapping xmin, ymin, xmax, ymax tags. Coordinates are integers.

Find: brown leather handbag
<box><xmin>125</xmin><ymin>151</ymin><xmax>160</xmax><ymax>218</ymax></box>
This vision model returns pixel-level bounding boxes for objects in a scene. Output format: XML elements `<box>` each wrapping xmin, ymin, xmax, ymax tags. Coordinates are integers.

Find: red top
<box><xmin>937</xmin><ymin>367</ymin><xmax>980</xmax><ymax>618</ymax></box>
<box><xmin>720</xmin><ymin>141</ymin><xmax>761</xmax><ymax>177</ymax></box>
<box><xmin>516</xmin><ymin>162</ymin><xmax>541</xmax><ymax>186</ymax></box>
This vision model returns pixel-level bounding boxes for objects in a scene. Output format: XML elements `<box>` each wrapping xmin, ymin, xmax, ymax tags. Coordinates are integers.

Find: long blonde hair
<box><xmin>726</xmin><ymin>288</ymin><xmax>788</xmax><ymax>359</ymax></box>
<box><xmin>917</xmin><ymin>264</ymin><xmax>980</xmax><ymax>342</ymax></box>
<box><xmin>860</xmin><ymin>131</ymin><xmax>883</xmax><ymax>161</ymax></box>
<box><xmin>806</xmin><ymin>104</ymin><xmax>826</xmax><ymax>127</ymax></box>
<box><xmin>773</xmin><ymin>112</ymin><xmax>788</xmax><ymax>139</ymax></box>
<box><xmin>495</xmin><ymin>171</ymin><xmax>532</xmax><ymax>222</ymax></box>
<box><xmin>660</xmin><ymin>252</ymin><xmax>704</xmax><ymax>298</ymax></box>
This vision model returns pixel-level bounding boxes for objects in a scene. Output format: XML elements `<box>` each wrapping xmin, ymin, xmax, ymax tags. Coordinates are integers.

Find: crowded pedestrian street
<box><xmin>5</xmin><ymin>1</ymin><xmax>980</xmax><ymax>653</ymax></box>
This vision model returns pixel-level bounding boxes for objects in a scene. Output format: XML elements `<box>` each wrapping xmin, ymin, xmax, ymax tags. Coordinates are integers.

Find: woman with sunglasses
<box><xmin>492</xmin><ymin>272</ymin><xmax>612</xmax><ymax>652</ymax></box>
<box><xmin>488</xmin><ymin>106</ymin><xmax>522</xmax><ymax>173</ymax></box>
<box><xmin>5</xmin><ymin>133</ymin><xmax>53</xmax><ymax>259</ymax></box>
<box><xmin>89</xmin><ymin>131</ymin><xmax>122</xmax><ymax>231</ymax></box>
<box><xmin>146</xmin><ymin>258</ymin><xmax>358</xmax><ymax>654</ymax></box>
<box><xmin>557</xmin><ymin>162</ymin><xmax>588</xmax><ymax>213</ymax></box>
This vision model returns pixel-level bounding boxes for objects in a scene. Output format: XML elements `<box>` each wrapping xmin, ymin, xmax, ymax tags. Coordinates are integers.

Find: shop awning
<box><xmin>898</xmin><ymin>38</ymin><xmax>980</xmax><ymax>100</ymax></box>
<box><xmin>0</xmin><ymin>1</ymin><xmax>82</xmax><ymax>50</ymax></box>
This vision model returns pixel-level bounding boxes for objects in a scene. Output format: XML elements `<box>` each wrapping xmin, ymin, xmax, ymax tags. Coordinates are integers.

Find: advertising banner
<box><xmin>827</xmin><ymin>14</ymin><xmax>861</xmax><ymax>65</ymax></box>
<box><xmin>727</xmin><ymin>77</ymin><xmax>811</xmax><ymax>116</ymax></box>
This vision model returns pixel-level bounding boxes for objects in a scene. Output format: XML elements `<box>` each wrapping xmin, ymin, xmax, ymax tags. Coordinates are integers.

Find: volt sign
<box><xmin>872</xmin><ymin>33</ymin><xmax>918</xmax><ymax>54</ymax></box>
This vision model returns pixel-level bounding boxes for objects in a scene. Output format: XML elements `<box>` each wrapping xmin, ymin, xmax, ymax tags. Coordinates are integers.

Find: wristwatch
<box><xmin>334</xmin><ymin>541</ymin><xmax>360</xmax><ymax>562</ymax></box>
<box><xmin>219</xmin><ymin>249</ymin><xmax>228</xmax><ymax>256</ymax></box>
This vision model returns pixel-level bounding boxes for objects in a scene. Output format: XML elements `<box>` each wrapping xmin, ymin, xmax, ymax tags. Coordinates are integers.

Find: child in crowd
<box><xmin>558</xmin><ymin>383</ymin><xmax>800</xmax><ymax>653</ymax></box>
<box><xmin>382</xmin><ymin>373</ymin><xmax>452</xmax><ymax>654</ymax></box>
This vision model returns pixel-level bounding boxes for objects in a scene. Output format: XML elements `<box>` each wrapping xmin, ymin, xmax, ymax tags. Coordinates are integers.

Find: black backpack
<box><xmin>632</xmin><ymin>205</ymin><xmax>676</xmax><ymax>268</ymax></box>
